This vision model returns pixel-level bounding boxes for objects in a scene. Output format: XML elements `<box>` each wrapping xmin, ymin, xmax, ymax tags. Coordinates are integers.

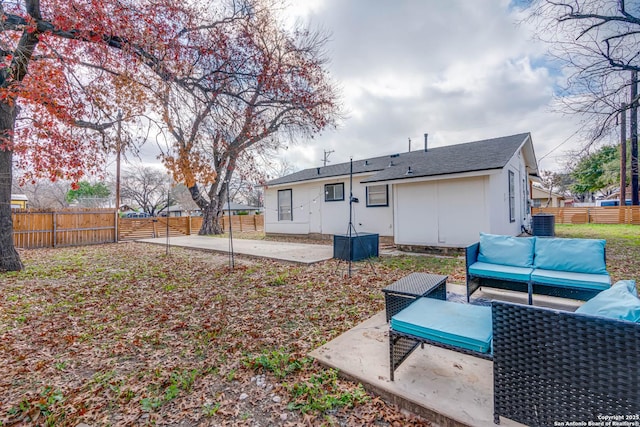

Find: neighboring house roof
<box><xmin>222</xmin><ymin>202</ymin><xmax>260</xmax><ymax>211</ymax></box>
<box><xmin>164</xmin><ymin>202</ymin><xmax>260</xmax><ymax>213</ymax></box>
<box><xmin>11</xmin><ymin>194</ymin><xmax>28</xmax><ymax>201</ymax></box>
<box><xmin>605</xmin><ymin>187</ymin><xmax>640</xmax><ymax>200</ymax></box>
<box><xmin>267</xmin><ymin>133</ymin><xmax>537</xmax><ymax>186</ymax></box>
<box><xmin>531</xmin><ymin>186</ymin><xmax>565</xmax><ymax>200</ymax></box>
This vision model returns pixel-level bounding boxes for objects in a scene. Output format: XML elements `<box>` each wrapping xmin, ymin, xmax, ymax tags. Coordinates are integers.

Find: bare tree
<box><xmin>527</xmin><ymin>0</ymin><xmax>640</xmax><ymax>141</ymax></box>
<box><xmin>120</xmin><ymin>165</ymin><xmax>173</xmax><ymax>216</ymax></box>
<box><xmin>170</xmin><ymin>184</ymin><xmax>200</xmax><ymax>214</ymax></box>
<box><xmin>157</xmin><ymin>3</ymin><xmax>341</xmax><ymax>235</ymax></box>
<box><xmin>11</xmin><ymin>179</ymin><xmax>69</xmax><ymax>209</ymax></box>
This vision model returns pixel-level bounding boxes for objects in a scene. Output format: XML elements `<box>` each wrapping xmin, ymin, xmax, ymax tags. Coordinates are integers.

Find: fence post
<box><xmin>52</xmin><ymin>211</ymin><xmax>57</xmax><ymax>248</ymax></box>
<box><xmin>186</xmin><ymin>215</ymin><xmax>191</xmax><ymax>235</ymax></box>
<box><xmin>115</xmin><ymin>211</ymin><xmax>119</xmax><ymax>243</ymax></box>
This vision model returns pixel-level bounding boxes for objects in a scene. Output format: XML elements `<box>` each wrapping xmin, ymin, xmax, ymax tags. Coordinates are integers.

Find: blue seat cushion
<box><xmin>534</xmin><ymin>238</ymin><xmax>607</xmax><ymax>274</ymax></box>
<box><xmin>469</xmin><ymin>262</ymin><xmax>533</xmax><ymax>282</ymax></box>
<box><xmin>575</xmin><ymin>280</ymin><xmax>640</xmax><ymax>322</ymax></box>
<box><xmin>477</xmin><ymin>233</ymin><xmax>535</xmax><ymax>268</ymax></box>
<box><xmin>531</xmin><ymin>268</ymin><xmax>610</xmax><ymax>291</ymax></box>
<box><xmin>391</xmin><ymin>298</ymin><xmax>492</xmax><ymax>353</ymax></box>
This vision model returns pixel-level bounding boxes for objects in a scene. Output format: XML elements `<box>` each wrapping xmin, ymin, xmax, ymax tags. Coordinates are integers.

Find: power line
<box><xmin>538</xmin><ymin>128</ymin><xmax>582</xmax><ymax>162</ymax></box>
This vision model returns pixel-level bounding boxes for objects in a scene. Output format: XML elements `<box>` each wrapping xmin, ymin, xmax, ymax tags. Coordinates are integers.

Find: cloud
<box><xmin>280</xmin><ymin>0</ymin><xmax>589</xmax><ymax>173</ymax></box>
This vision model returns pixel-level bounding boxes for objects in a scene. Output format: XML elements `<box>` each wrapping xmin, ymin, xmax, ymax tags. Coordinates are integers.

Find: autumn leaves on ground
<box><xmin>1</xmin><ymin>224</ymin><xmax>637</xmax><ymax>426</ymax></box>
<box><xmin>0</xmin><ymin>242</ymin><xmax>461</xmax><ymax>426</ymax></box>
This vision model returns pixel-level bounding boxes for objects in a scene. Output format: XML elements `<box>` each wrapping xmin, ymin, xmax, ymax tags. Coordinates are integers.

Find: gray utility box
<box><xmin>333</xmin><ymin>233</ymin><xmax>379</xmax><ymax>261</ymax></box>
<box><xmin>532</xmin><ymin>213</ymin><xmax>555</xmax><ymax>237</ymax></box>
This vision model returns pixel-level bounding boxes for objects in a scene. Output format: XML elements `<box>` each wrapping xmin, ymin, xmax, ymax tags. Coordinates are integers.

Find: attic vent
<box><xmin>405</xmin><ymin>166</ymin><xmax>413</xmax><ymax>175</ymax></box>
<box><xmin>390</xmin><ymin>153</ymin><xmax>400</xmax><ymax>158</ymax></box>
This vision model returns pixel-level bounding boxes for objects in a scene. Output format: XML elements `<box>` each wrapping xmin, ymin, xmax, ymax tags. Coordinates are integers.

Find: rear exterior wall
<box><xmin>264</xmin><ymin>176</ymin><xmax>394</xmax><ymax>237</ymax></box>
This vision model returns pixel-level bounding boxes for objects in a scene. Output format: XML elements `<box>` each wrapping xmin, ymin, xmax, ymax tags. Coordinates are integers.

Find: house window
<box><xmin>367</xmin><ymin>185</ymin><xmax>388</xmax><ymax>207</ymax></box>
<box><xmin>278</xmin><ymin>189</ymin><xmax>292</xmax><ymax>221</ymax></box>
<box><xmin>325</xmin><ymin>183</ymin><xmax>344</xmax><ymax>202</ymax></box>
<box><xmin>508</xmin><ymin>171</ymin><xmax>515</xmax><ymax>223</ymax></box>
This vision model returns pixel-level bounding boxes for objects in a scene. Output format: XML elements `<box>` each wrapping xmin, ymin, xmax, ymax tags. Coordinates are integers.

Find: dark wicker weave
<box><xmin>466</xmin><ymin>242</ymin><xmax>605</xmax><ymax>304</ymax></box>
<box><xmin>492</xmin><ymin>301</ymin><xmax>640</xmax><ymax>426</ymax></box>
<box><xmin>389</xmin><ymin>329</ymin><xmax>492</xmax><ymax>381</ymax></box>
<box><xmin>382</xmin><ymin>272</ymin><xmax>447</xmax><ymax>322</ymax></box>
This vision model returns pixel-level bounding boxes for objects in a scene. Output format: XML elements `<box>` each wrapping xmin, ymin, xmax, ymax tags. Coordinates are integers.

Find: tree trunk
<box><xmin>198</xmin><ymin>203</ymin><xmax>214</xmax><ymax>235</ymax></box>
<box><xmin>0</xmin><ymin>102</ymin><xmax>23</xmax><ymax>271</ymax></box>
<box><xmin>198</xmin><ymin>197</ymin><xmax>227</xmax><ymax>235</ymax></box>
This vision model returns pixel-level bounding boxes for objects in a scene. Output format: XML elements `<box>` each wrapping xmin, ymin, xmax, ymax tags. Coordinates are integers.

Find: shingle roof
<box><xmin>267</xmin><ymin>133</ymin><xmax>532</xmax><ymax>186</ymax></box>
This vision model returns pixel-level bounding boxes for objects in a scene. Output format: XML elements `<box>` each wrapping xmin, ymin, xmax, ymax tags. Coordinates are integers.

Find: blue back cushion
<box><xmin>477</xmin><ymin>233</ymin><xmax>535</xmax><ymax>268</ymax></box>
<box><xmin>575</xmin><ymin>280</ymin><xmax>640</xmax><ymax>322</ymax></box>
<box><xmin>534</xmin><ymin>238</ymin><xmax>607</xmax><ymax>274</ymax></box>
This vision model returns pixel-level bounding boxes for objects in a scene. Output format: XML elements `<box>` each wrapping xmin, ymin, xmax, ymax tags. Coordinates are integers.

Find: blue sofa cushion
<box><xmin>477</xmin><ymin>233</ymin><xmax>535</xmax><ymax>268</ymax></box>
<box><xmin>533</xmin><ymin>238</ymin><xmax>607</xmax><ymax>274</ymax></box>
<box><xmin>575</xmin><ymin>280</ymin><xmax>640</xmax><ymax>322</ymax></box>
<box><xmin>469</xmin><ymin>261</ymin><xmax>533</xmax><ymax>283</ymax></box>
<box><xmin>620</xmin><ymin>279</ymin><xmax>639</xmax><ymax>297</ymax></box>
<box><xmin>531</xmin><ymin>269</ymin><xmax>610</xmax><ymax>291</ymax></box>
<box><xmin>391</xmin><ymin>298</ymin><xmax>492</xmax><ymax>353</ymax></box>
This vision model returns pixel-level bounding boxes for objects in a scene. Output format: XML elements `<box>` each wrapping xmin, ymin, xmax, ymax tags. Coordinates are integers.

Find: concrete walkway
<box><xmin>137</xmin><ymin>235</ymin><xmax>334</xmax><ymax>264</ymax></box>
<box><xmin>311</xmin><ymin>283</ymin><xmax>582</xmax><ymax>427</ymax></box>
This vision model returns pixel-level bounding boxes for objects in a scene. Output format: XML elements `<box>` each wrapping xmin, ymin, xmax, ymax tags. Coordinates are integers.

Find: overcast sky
<box><xmin>273</xmin><ymin>0</ymin><xmax>615</xmax><ymax>175</ymax></box>
<box><xmin>125</xmin><ymin>0</ymin><xmax>615</xmax><ymax>178</ymax></box>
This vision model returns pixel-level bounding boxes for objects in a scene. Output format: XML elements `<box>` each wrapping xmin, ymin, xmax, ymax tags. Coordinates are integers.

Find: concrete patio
<box><xmin>137</xmin><ymin>235</ymin><xmax>334</xmax><ymax>264</ymax></box>
<box><xmin>310</xmin><ymin>283</ymin><xmax>582</xmax><ymax>427</ymax></box>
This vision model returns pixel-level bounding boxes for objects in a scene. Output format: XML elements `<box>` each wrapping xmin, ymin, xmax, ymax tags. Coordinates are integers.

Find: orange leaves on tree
<box><xmin>0</xmin><ymin>0</ymin><xmax>214</xmax><ymax>183</ymax></box>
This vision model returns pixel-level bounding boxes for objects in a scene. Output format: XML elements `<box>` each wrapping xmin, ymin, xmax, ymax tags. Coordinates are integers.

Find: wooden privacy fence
<box><xmin>533</xmin><ymin>206</ymin><xmax>640</xmax><ymax>225</ymax></box>
<box><xmin>220</xmin><ymin>215</ymin><xmax>264</xmax><ymax>232</ymax></box>
<box><xmin>12</xmin><ymin>209</ymin><xmax>265</xmax><ymax>248</ymax></box>
<box><xmin>118</xmin><ymin>216</ymin><xmax>194</xmax><ymax>241</ymax></box>
<box><xmin>12</xmin><ymin>209</ymin><xmax>116</xmax><ymax>249</ymax></box>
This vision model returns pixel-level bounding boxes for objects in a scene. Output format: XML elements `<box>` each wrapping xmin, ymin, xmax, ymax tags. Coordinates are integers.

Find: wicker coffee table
<box><xmin>382</xmin><ymin>272</ymin><xmax>448</xmax><ymax>322</ymax></box>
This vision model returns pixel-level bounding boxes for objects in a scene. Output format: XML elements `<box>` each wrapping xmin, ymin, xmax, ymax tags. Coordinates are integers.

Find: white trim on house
<box><xmin>264</xmin><ymin>133</ymin><xmax>538</xmax><ymax>247</ymax></box>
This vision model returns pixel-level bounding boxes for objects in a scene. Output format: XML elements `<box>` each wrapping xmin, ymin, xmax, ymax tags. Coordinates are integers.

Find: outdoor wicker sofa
<box><xmin>493</xmin><ymin>297</ymin><xmax>640</xmax><ymax>425</ymax></box>
<box><xmin>388</xmin><ymin>280</ymin><xmax>640</xmax><ymax>426</ymax></box>
<box><xmin>466</xmin><ymin>233</ymin><xmax>611</xmax><ymax>304</ymax></box>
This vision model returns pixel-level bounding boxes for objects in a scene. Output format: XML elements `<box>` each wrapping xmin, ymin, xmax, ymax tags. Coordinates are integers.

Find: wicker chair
<box><xmin>492</xmin><ymin>301</ymin><xmax>640</xmax><ymax>425</ymax></box>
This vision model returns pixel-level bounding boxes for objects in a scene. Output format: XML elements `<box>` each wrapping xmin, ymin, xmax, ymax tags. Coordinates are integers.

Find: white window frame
<box><xmin>278</xmin><ymin>189</ymin><xmax>293</xmax><ymax>221</ymax></box>
<box><xmin>366</xmin><ymin>184</ymin><xmax>388</xmax><ymax>207</ymax></box>
<box><xmin>508</xmin><ymin>170</ymin><xmax>516</xmax><ymax>223</ymax></box>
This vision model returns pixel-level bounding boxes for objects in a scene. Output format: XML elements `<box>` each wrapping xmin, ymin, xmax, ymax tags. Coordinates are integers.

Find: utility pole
<box><xmin>322</xmin><ymin>149</ymin><xmax>334</xmax><ymax>167</ymax></box>
<box><xmin>621</xmin><ymin>103</ymin><xmax>627</xmax><ymax>206</ymax></box>
<box><xmin>632</xmin><ymin>71</ymin><xmax>639</xmax><ymax>205</ymax></box>
<box><xmin>115</xmin><ymin>110</ymin><xmax>122</xmax><ymax>212</ymax></box>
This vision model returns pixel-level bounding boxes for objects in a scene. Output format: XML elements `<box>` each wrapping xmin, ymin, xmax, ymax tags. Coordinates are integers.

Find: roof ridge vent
<box><xmin>390</xmin><ymin>153</ymin><xmax>400</xmax><ymax>158</ymax></box>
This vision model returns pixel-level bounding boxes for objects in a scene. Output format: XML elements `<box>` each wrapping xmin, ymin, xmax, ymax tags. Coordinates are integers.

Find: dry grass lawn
<box><xmin>1</xmin><ymin>224</ymin><xmax>635</xmax><ymax>426</ymax></box>
<box><xmin>1</xmin><ymin>242</ymin><xmax>457</xmax><ymax>426</ymax></box>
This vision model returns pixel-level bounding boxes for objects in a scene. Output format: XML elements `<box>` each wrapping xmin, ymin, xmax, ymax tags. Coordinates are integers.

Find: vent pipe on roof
<box><xmin>406</xmin><ymin>166</ymin><xmax>413</xmax><ymax>175</ymax></box>
<box><xmin>424</xmin><ymin>133</ymin><xmax>428</xmax><ymax>152</ymax></box>
<box><xmin>316</xmin><ymin>167</ymin><xmax>320</xmax><ymax>175</ymax></box>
